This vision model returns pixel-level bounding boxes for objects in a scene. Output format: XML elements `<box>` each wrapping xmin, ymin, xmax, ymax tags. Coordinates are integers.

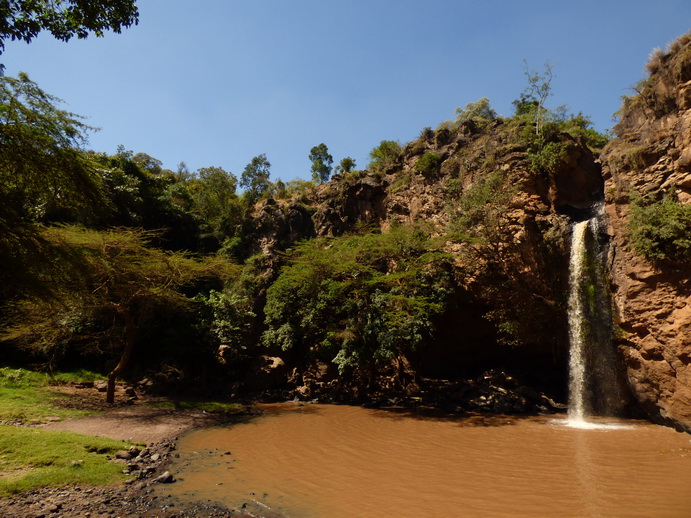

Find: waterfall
<box><xmin>567</xmin><ymin>220</ymin><xmax>590</xmax><ymax>423</ymax></box>
<box><xmin>565</xmin><ymin>205</ymin><xmax>633</xmax><ymax>428</ymax></box>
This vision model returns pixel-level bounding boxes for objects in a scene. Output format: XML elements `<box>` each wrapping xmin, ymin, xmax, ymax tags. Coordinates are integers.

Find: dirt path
<box><xmin>42</xmin><ymin>403</ymin><xmax>231</xmax><ymax>443</ymax></box>
<box><xmin>41</xmin><ymin>384</ymin><xmax>240</xmax><ymax>443</ymax></box>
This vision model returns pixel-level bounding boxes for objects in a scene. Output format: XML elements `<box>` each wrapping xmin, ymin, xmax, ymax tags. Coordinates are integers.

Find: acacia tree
<box><xmin>0</xmin><ymin>0</ymin><xmax>138</xmax><ymax>55</ymax></box>
<box><xmin>0</xmin><ymin>73</ymin><xmax>106</xmax><ymax>301</ymax></box>
<box><xmin>0</xmin><ymin>73</ymin><xmax>103</xmax><ymax>220</ymax></box>
<box><xmin>38</xmin><ymin>226</ymin><xmax>236</xmax><ymax>404</ymax></box>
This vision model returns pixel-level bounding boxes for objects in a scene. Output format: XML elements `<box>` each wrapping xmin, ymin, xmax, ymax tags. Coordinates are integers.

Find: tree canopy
<box><xmin>240</xmin><ymin>153</ymin><xmax>271</xmax><ymax>204</ymax></box>
<box><xmin>0</xmin><ymin>0</ymin><xmax>139</xmax><ymax>55</ymax></box>
<box><xmin>309</xmin><ymin>143</ymin><xmax>333</xmax><ymax>184</ymax></box>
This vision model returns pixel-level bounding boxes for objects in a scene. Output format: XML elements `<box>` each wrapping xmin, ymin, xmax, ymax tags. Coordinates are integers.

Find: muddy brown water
<box><xmin>156</xmin><ymin>403</ymin><xmax>691</xmax><ymax>517</ymax></box>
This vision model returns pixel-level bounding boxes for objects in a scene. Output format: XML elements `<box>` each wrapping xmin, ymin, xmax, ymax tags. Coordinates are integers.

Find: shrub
<box><xmin>628</xmin><ymin>190</ymin><xmax>691</xmax><ymax>264</ymax></box>
<box><xmin>262</xmin><ymin>226</ymin><xmax>455</xmax><ymax>380</ymax></box>
<box><xmin>526</xmin><ymin>141</ymin><xmax>567</xmax><ymax>174</ymax></box>
<box><xmin>414</xmin><ymin>152</ymin><xmax>442</xmax><ymax>176</ymax></box>
<box><xmin>455</xmin><ymin>97</ymin><xmax>498</xmax><ymax>125</ymax></box>
<box><xmin>368</xmin><ymin>140</ymin><xmax>402</xmax><ymax>172</ymax></box>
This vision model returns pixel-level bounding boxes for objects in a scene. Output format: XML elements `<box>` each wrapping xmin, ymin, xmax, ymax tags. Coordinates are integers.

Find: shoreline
<box><xmin>0</xmin><ymin>384</ymin><xmax>265</xmax><ymax>518</ymax></box>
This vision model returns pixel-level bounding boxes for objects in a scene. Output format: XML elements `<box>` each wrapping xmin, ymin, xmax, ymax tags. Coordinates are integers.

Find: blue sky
<box><xmin>2</xmin><ymin>1</ymin><xmax>691</xmax><ymax>183</ymax></box>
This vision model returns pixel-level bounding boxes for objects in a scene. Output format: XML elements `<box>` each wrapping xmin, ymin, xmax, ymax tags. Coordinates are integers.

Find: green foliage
<box><xmin>335</xmin><ymin>157</ymin><xmax>357</xmax><ymax>175</ymax></box>
<box><xmin>1</xmin><ymin>226</ymin><xmax>237</xmax><ymax>376</ymax></box>
<box><xmin>512</xmin><ymin>60</ymin><xmax>555</xmax><ymax>137</ymax></box>
<box><xmin>414</xmin><ymin>152</ymin><xmax>442</xmax><ymax>176</ymax></box>
<box><xmin>368</xmin><ymin>140</ymin><xmax>402</xmax><ymax>172</ymax></box>
<box><xmin>526</xmin><ymin>141</ymin><xmax>567</xmax><ymax>175</ymax></box>
<box><xmin>201</xmin><ymin>290</ymin><xmax>256</xmax><ymax>361</ymax></box>
<box><xmin>285</xmin><ymin>178</ymin><xmax>316</xmax><ymax>198</ymax></box>
<box><xmin>0</xmin><ymin>73</ymin><xmax>104</xmax><ymax>225</ymax></box>
<box><xmin>455</xmin><ymin>97</ymin><xmax>498</xmax><ymax>124</ymax></box>
<box><xmin>262</xmin><ymin>226</ymin><xmax>455</xmax><ymax>377</ymax></box>
<box><xmin>240</xmin><ymin>154</ymin><xmax>271</xmax><ymax>204</ymax></box>
<box><xmin>510</xmin><ymin>61</ymin><xmax>608</xmax><ymax>160</ymax></box>
<box><xmin>309</xmin><ymin>143</ymin><xmax>334</xmax><ymax>184</ymax></box>
<box><xmin>0</xmin><ymin>426</ymin><xmax>130</xmax><ymax>495</ymax></box>
<box><xmin>557</xmin><ymin>112</ymin><xmax>610</xmax><ymax>149</ymax></box>
<box><xmin>0</xmin><ymin>0</ymin><xmax>138</xmax><ymax>54</ymax></box>
<box><xmin>450</xmin><ymin>169</ymin><xmax>512</xmax><ymax>237</ymax></box>
<box><xmin>628</xmin><ymin>190</ymin><xmax>691</xmax><ymax>263</ymax></box>
<box><xmin>448</xmin><ymin>169</ymin><xmax>563</xmax><ymax>348</ymax></box>
<box><xmin>192</xmin><ymin>166</ymin><xmax>242</xmax><ymax>248</ymax></box>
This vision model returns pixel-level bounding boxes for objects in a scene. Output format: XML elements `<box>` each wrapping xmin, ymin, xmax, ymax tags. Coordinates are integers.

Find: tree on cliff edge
<box><xmin>309</xmin><ymin>143</ymin><xmax>333</xmax><ymax>184</ymax></box>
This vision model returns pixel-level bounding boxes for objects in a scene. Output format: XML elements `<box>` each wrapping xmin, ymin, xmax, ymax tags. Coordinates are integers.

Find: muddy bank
<box><xmin>0</xmin><ymin>383</ymin><xmax>277</xmax><ymax>518</ymax></box>
<box><xmin>0</xmin><ymin>440</ymin><xmax>236</xmax><ymax>517</ymax></box>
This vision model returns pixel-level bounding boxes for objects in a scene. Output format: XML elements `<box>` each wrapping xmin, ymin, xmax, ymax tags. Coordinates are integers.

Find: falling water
<box><xmin>565</xmin><ymin>206</ymin><xmax>633</xmax><ymax>429</ymax></box>
<box><xmin>567</xmin><ymin>220</ymin><xmax>590</xmax><ymax>424</ymax></box>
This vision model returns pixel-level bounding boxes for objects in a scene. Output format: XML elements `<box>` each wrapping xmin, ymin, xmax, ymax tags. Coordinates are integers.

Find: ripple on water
<box><xmin>157</xmin><ymin>404</ymin><xmax>691</xmax><ymax>518</ymax></box>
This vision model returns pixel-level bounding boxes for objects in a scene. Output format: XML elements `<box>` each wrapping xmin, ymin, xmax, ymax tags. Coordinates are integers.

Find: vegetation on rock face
<box><xmin>628</xmin><ymin>190</ymin><xmax>691</xmax><ymax>264</ymax></box>
<box><xmin>455</xmin><ymin>97</ymin><xmax>498</xmax><ymax>125</ymax></box>
<box><xmin>263</xmin><ymin>225</ymin><xmax>458</xmax><ymax>385</ymax></box>
<box><xmin>600</xmin><ymin>31</ymin><xmax>691</xmax><ymax>431</ymax></box>
<box><xmin>368</xmin><ymin>140</ymin><xmax>402</xmax><ymax>172</ymax></box>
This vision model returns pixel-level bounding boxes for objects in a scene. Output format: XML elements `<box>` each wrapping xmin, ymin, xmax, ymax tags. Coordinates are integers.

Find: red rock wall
<box><xmin>602</xmin><ymin>34</ymin><xmax>691</xmax><ymax>431</ymax></box>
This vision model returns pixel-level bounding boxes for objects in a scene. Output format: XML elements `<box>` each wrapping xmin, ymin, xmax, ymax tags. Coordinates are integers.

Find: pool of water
<box><xmin>156</xmin><ymin>403</ymin><xmax>691</xmax><ymax>517</ymax></box>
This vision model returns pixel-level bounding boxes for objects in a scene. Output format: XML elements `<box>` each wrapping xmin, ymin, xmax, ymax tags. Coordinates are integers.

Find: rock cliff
<box><xmin>246</xmin><ymin>115</ymin><xmax>608</xmax><ymax>402</ymax></box>
<box><xmin>243</xmin><ymin>37</ymin><xmax>691</xmax><ymax>425</ymax></box>
<box><xmin>602</xmin><ymin>33</ymin><xmax>691</xmax><ymax>431</ymax></box>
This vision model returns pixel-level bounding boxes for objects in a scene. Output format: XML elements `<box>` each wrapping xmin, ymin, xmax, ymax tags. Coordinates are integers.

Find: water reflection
<box><xmin>573</xmin><ymin>429</ymin><xmax>600</xmax><ymax>516</ymax></box>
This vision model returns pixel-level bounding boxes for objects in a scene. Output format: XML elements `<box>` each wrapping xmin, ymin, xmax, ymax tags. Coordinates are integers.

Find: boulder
<box><xmin>154</xmin><ymin>471</ymin><xmax>176</xmax><ymax>484</ymax></box>
<box><xmin>243</xmin><ymin>355</ymin><xmax>288</xmax><ymax>391</ymax></box>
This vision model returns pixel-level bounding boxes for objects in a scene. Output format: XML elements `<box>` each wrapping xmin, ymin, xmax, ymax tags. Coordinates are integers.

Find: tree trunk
<box><xmin>106</xmin><ymin>307</ymin><xmax>136</xmax><ymax>404</ymax></box>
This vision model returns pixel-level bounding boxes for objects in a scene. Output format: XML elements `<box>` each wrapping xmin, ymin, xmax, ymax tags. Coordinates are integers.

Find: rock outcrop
<box><xmin>602</xmin><ymin>33</ymin><xmax>691</xmax><ymax>431</ymax></box>
<box><xmin>245</xmin><ymin>115</ymin><xmax>608</xmax><ymax>402</ymax></box>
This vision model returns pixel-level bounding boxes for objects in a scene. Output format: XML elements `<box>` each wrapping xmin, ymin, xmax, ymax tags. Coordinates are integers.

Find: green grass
<box><xmin>0</xmin><ymin>425</ymin><xmax>130</xmax><ymax>495</ymax></box>
<box><xmin>0</xmin><ymin>367</ymin><xmax>105</xmax><ymax>424</ymax></box>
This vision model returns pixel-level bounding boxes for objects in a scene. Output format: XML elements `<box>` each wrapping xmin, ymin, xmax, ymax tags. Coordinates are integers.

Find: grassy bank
<box><xmin>0</xmin><ymin>367</ymin><xmax>105</xmax><ymax>424</ymax></box>
<box><xmin>0</xmin><ymin>367</ymin><xmax>134</xmax><ymax>495</ymax></box>
<box><xmin>0</xmin><ymin>426</ymin><xmax>131</xmax><ymax>495</ymax></box>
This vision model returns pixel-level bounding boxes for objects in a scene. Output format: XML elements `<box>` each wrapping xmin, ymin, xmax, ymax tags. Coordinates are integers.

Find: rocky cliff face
<box><xmin>245</xmin><ymin>41</ymin><xmax>691</xmax><ymax>423</ymax></box>
<box><xmin>247</xmin><ymin>115</ymin><xmax>609</xmax><ymax>400</ymax></box>
<box><xmin>602</xmin><ymin>33</ymin><xmax>691</xmax><ymax>431</ymax></box>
